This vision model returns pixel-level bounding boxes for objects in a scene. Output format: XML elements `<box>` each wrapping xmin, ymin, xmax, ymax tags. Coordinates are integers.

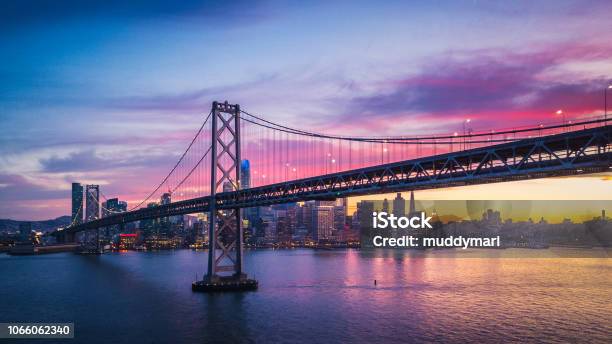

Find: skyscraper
<box><xmin>141</xmin><ymin>202</ymin><xmax>160</xmax><ymax>234</ymax></box>
<box><xmin>240</xmin><ymin>159</ymin><xmax>250</xmax><ymax>189</ymax></box>
<box><xmin>85</xmin><ymin>184</ymin><xmax>100</xmax><ymax>222</ymax></box>
<box><xmin>333</xmin><ymin>198</ymin><xmax>346</xmax><ymax>232</ymax></box>
<box><xmin>409</xmin><ymin>191</ymin><xmax>416</xmax><ymax>216</ymax></box>
<box><xmin>312</xmin><ymin>205</ymin><xmax>334</xmax><ymax>241</ymax></box>
<box><xmin>393</xmin><ymin>193</ymin><xmax>406</xmax><ymax>217</ymax></box>
<box><xmin>241</xmin><ymin>159</ymin><xmax>258</xmax><ymax>238</ymax></box>
<box><xmin>296</xmin><ymin>201</ymin><xmax>314</xmax><ymax>239</ymax></box>
<box><xmin>101</xmin><ymin>197</ymin><xmax>128</xmax><ymax>237</ymax></box>
<box><xmin>160</xmin><ymin>193</ymin><xmax>172</xmax><ymax>233</ymax></box>
<box><xmin>382</xmin><ymin>198</ymin><xmax>389</xmax><ymax>213</ymax></box>
<box><xmin>71</xmin><ymin>182</ymin><xmax>83</xmax><ymax>225</ymax></box>
<box><xmin>118</xmin><ymin>201</ymin><xmax>128</xmax><ymax>212</ymax></box>
<box><xmin>102</xmin><ymin>198</ymin><xmax>128</xmax><ymax>217</ymax></box>
<box><xmin>259</xmin><ymin>206</ymin><xmax>276</xmax><ymax>242</ymax></box>
<box><xmin>357</xmin><ymin>200</ymin><xmax>375</xmax><ymax>247</ymax></box>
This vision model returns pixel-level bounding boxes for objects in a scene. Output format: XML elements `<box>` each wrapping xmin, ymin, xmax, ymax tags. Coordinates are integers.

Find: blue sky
<box><xmin>1</xmin><ymin>0</ymin><xmax>612</xmax><ymax>219</ymax></box>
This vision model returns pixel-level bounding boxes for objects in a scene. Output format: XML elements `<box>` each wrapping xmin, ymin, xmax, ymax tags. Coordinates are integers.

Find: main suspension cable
<box><xmin>171</xmin><ymin>146</ymin><xmax>212</xmax><ymax>194</ymax></box>
<box><xmin>240</xmin><ymin>109</ymin><xmax>606</xmax><ymax>143</ymax></box>
<box><xmin>130</xmin><ymin>110</ymin><xmax>212</xmax><ymax>210</ymax></box>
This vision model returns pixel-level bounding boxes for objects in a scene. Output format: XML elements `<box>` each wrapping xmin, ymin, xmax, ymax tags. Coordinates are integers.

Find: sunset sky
<box><xmin>1</xmin><ymin>1</ymin><xmax>612</xmax><ymax>220</ymax></box>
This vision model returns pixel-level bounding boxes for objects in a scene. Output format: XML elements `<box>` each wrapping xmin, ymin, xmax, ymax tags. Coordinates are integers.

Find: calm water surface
<box><xmin>1</xmin><ymin>249</ymin><xmax>610</xmax><ymax>343</ymax></box>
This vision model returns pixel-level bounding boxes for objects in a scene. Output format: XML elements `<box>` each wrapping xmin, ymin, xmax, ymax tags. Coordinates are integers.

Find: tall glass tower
<box><xmin>240</xmin><ymin>159</ymin><xmax>251</xmax><ymax>189</ymax></box>
<box><xmin>71</xmin><ymin>182</ymin><xmax>83</xmax><ymax>225</ymax></box>
<box><xmin>241</xmin><ymin>160</ymin><xmax>257</xmax><ymax>222</ymax></box>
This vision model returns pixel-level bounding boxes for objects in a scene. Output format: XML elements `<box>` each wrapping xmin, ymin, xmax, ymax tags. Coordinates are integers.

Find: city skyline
<box><xmin>347</xmin><ymin>173</ymin><xmax>612</xmax><ymax>215</ymax></box>
<box><xmin>3</xmin><ymin>190</ymin><xmax>610</xmax><ymax>250</ymax></box>
<box><xmin>6</xmin><ymin>169</ymin><xmax>611</xmax><ymax>222</ymax></box>
<box><xmin>2</xmin><ymin>1</ymin><xmax>612</xmax><ymax>220</ymax></box>
<box><xmin>354</xmin><ymin>197</ymin><xmax>612</xmax><ymax>225</ymax></box>
<box><xmin>3</xmin><ymin>157</ymin><xmax>612</xmax><ymax>222</ymax></box>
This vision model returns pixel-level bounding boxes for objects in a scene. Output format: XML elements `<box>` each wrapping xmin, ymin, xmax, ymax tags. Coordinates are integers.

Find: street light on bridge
<box><xmin>605</xmin><ymin>85</ymin><xmax>612</xmax><ymax>125</ymax></box>
<box><xmin>556</xmin><ymin>109</ymin><xmax>565</xmax><ymax>132</ymax></box>
<box><xmin>463</xmin><ymin>118</ymin><xmax>471</xmax><ymax>134</ymax></box>
<box><xmin>463</xmin><ymin>118</ymin><xmax>471</xmax><ymax>150</ymax></box>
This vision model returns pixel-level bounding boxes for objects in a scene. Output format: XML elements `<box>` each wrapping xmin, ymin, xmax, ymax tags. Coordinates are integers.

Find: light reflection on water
<box><xmin>0</xmin><ymin>249</ymin><xmax>610</xmax><ymax>343</ymax></box>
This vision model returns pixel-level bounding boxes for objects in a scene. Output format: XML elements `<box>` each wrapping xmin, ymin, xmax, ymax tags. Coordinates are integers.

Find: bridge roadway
<box><xmin>58</xmin><ymin>124</ymin><xmax>612</xmax><ymax>235</ymax></box>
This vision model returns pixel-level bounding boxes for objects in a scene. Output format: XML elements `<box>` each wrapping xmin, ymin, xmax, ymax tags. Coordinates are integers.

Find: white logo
<box><xmin>372</xmin><ymin>211</ymin><xmax>432</xmax><ymax>229</ymax></box>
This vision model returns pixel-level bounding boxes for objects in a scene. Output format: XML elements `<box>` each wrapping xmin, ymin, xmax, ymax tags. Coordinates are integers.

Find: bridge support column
<box><xmin>194</xmin><ymin>101</ymin><xmax>257</xmax><ymax>292</ymax></box>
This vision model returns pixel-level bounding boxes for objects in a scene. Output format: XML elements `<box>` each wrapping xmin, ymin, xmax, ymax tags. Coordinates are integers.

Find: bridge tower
<box><xmin>195</xmin><ymin>101</ymin><xmax>257</xmax><ymax>291</ymax></box>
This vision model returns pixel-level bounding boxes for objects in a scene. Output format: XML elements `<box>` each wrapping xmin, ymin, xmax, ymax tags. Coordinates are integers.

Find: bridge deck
<box><xmin>57</xmin><ymin>125</ymin><xmax>612</xmax><ymax>234</ymax></box>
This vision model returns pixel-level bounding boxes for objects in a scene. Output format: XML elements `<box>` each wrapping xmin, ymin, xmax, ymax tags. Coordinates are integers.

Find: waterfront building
<box><xmin>312</xmin><ymin>205</ymin><xmax>334</xmax><ymax>241</ymax></box>
<box><xmin>333</xmin><ymin>198</ymin><xmax>347</xmax><ymax>237</ymax></box>
<box><xmin>117</xmin><ymin>233</ymin><xmax>137</xmax><ymax>250</ymax></box>
<box><xmin>275</xmin><ymin>209</ymin><xmax>292</xmax><ymax>244</ymax></box>
<box><xmin>140</xmin><ymin>202</ymin><xmax>160</xmax><ymax>235</ymax></box>
<box><xmin>286</xmin><ymin>204</ymin><xmax>298</xmax><ymax>239</ymax></box>
<box><xmin>300</xmin><ymin>201</ymin><xmax>314</xmax><ymax>238</ymax></box>
<box><xmin>260</xmin><ymin>206</ymin><xmax>276</xmax><ymax>243</ymax></box>
<box><xmin>161</xmin><ymin>193</ymin><xmax>171</xmax><ymax>205</ymax></box>
<box><xmin>357</xmin><ymin>200</ymin><xmax>375</xmax><ymax>247</ymax></box>
<box><xmin>159</xmin><ymin>192</ymin><xmax>181</xmax><ymax>233</ymax></box>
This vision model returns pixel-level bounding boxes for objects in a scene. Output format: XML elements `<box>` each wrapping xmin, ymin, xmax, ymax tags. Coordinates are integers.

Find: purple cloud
<box><xmin>343</xmin><ymin>44</ymin><xmax>612</xmax><ymax>127</ymax></box>
<box><xmin>39</xmin><ymin>149</ymin><xmax>178</xmax><ymax>173</ymax></box>
<box><xmin>102</xmin><ymin>74</ymin><xmax>279</xmax><ymax>113</ymax></box>
<box><xmin>0</xmin><ymin>174</ymin><xmax>65</xmax><ymax>202</ymax></box>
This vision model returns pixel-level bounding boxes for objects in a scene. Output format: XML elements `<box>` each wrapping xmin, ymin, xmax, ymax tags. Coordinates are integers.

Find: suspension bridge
<box><xmin>54</xmin><ymin>101</ymin><xmax>612</xmax><ymax>291</ymax></box>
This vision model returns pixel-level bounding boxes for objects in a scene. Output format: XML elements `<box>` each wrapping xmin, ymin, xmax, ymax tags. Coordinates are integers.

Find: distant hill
<box><xmin>0</xmin><ymin>216</ymin><xmax>71</xmax><ymax>233</ymax></box>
